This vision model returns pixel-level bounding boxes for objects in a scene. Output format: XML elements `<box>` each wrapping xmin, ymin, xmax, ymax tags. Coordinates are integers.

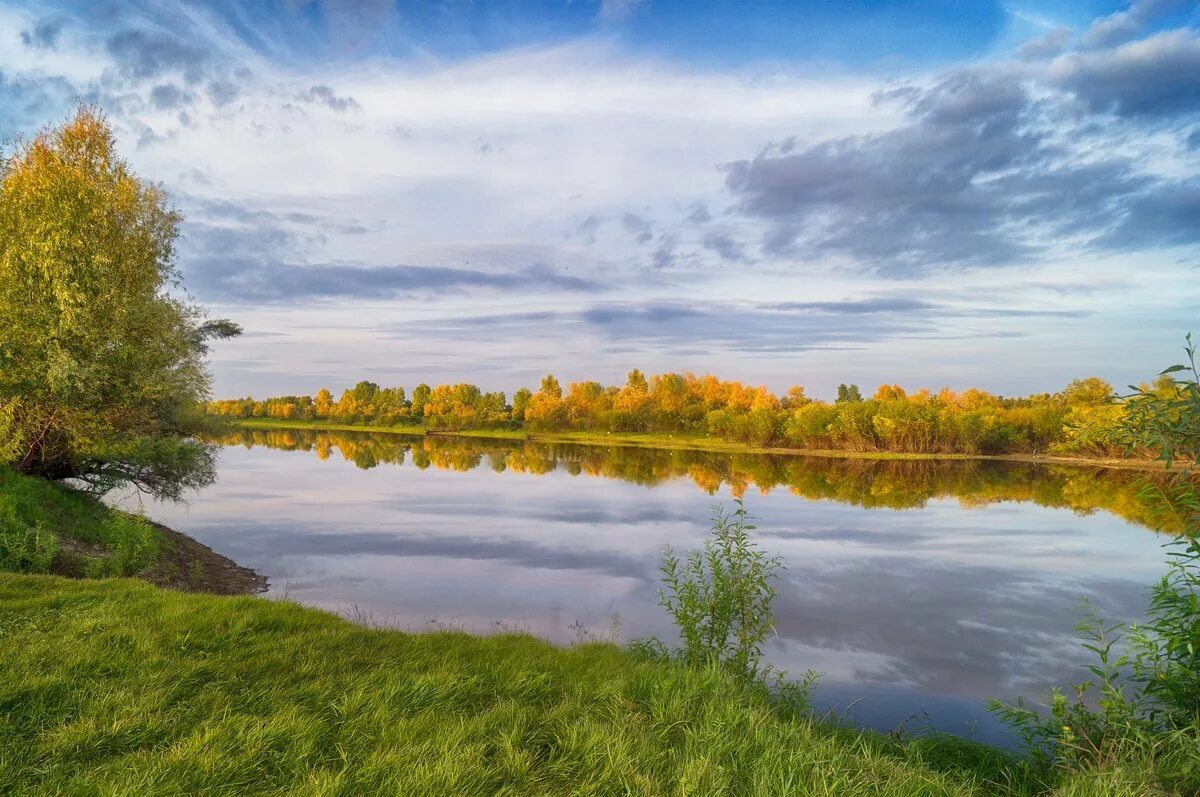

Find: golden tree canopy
<box><xmin>0</xmin><ymin>106</ymin><xmax>238</xmax><ymax>498</ymax></box>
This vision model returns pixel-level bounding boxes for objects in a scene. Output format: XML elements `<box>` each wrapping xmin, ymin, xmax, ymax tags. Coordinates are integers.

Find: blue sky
<box><xmin>1</xmin><ymin>0</ymin><xmax>1198</xmax><ymax>399</ymax></box>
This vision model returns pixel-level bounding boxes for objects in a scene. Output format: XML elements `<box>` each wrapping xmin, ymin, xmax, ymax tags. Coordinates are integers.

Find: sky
<box><xmin>1</xmin><ymin>0</ymin><xmax>1198</xmax><ymax>400</ymax></box>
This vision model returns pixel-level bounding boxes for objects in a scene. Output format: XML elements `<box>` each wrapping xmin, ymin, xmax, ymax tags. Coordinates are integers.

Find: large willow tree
<box><xmin>0</xmin><ymin>107</ymin><xmax>238</xmax><ymax>500</ymax></box>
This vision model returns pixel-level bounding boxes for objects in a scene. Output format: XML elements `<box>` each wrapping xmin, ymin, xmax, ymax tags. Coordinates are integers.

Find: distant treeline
<box><xmin>204</xmin><ymin>370</ymin><xmax>1180</xmax><ymax>457</ymax></box>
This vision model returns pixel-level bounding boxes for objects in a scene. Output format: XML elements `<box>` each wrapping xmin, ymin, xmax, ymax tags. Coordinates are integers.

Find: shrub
<box><xmin>990</xmin><ymin>335</ymin><xmax>1200</xmax><ymax>791</ymax></box>
<box><xmin>651</xmin><ymin>499</ymin><xmax>783</xmax><ymax>681</ymax></box>
<box><xmin>95</xmin><ymin>514</ymin><xmax>160</xmax><ymax>577</ymax></box>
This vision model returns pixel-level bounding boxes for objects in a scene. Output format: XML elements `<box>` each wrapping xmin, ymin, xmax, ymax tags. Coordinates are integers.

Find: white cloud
<box><xmin>1</xmin><ymin>1</ymin><xmax>1197</xmax><ymax>398</ymax></box>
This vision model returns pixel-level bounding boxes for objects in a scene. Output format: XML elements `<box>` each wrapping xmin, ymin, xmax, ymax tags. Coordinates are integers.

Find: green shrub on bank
<box><xmin>639</xmin><ymin>500</ymin><xmax>786</xmax><ymax>681</ymax></box>
<box><xmin>0</xmin><ymin>512</ymin><xmax>56</xmax><ymax>572</ymax></box>
<box><xmin>84</xmin><ymin>513</ymin><xmax>160</xmax><ymax>577</ymax></box>
<box><xmin>990</xmin><ymin>336</ymin><xmax>1200</xmax><ymax>793</ymax></box>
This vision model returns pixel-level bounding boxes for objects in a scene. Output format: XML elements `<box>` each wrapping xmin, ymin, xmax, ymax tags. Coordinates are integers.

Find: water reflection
<box><xmin>214</xmin><ymin>427</ymin><xmax>1181</xmax><ymax>531</ymax></box>
<box><xmin>144</xmin><ymin>427</ymin><xmax>1177</xmax><ymax>746</ymax></box>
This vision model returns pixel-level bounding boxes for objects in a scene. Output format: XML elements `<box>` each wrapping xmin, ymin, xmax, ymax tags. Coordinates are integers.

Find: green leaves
<box><xmin>991</xmin><ymin>335</ymin><xmax>1200</xmax><ymax>787</ymax></box>
<box><xmin>653</xmin><ymin>499</ymin><xmax>784</xmax><ymax>682</ymax></box>
<box><xmin>0</xmin><ymin>106</ymin><xmax>235</xmax><ymax>499</ymax></box>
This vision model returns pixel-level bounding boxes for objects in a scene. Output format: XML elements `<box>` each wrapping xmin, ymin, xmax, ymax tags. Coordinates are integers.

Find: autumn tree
<box><xmin>1062</xmin><ymin>377</ymin><xmax>1114</xmax><ymax>405</ymax></box>
<box><xmin>782</xmin><ymin>386</ymin><xmax>811</xmax><ymax>409</ymax></box>
<box><xmin>314</xmin><ymin>388</ymin><xmax>334</xmax><ymax>417</ymax></box>
<box><xmin>0</xmin><ymin>106</ymin><xmax>239</xmax><ymax>499</ymax></box>
<box><xmin>525</xmin><ymin>374</ymin><xmax>565</xmax><ymax>427</ymax></box>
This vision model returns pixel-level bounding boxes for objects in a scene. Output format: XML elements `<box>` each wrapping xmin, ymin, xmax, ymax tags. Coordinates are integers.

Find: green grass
<box><xmin>0</xmin><ymin>573</ymin><xmax>1057</xmax><ymax>796</ymax></box>
<box><xmin>230</xmin><ymin>419</ymin><xmax>1164</xmax><ymax>471</ymax></box>
<box><xmin>0</xmin><ymin>467</ymin><xmax>159</xmax><ymax>577</ymax></box>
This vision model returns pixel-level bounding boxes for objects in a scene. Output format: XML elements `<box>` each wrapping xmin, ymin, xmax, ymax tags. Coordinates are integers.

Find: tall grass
<box><xmin>0</xmin><ymin>467</ymin><xmax>159</xmax><ymax>577</ymax></box>
<box><xmin>0</xmin><ymin>574</ymin><xmax>1032</xmax><ymax>796</ymax></box>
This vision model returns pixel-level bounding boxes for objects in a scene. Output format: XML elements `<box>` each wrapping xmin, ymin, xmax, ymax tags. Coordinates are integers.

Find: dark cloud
<box><xmin>686</xmin><ymin>203</ymin><xmax>713</xmax><ymax>223</ymax></box>
<box><xmin>20</xmin><ymin>16</ymin><xmax>66</xmax><ymax>49</ymax></box>
<box><xmin>105</xmin><ymin>29</ymin><xmax>211</xmax><ymax>83</ymax></box>
<box><xmin>702</xmin><ymin>232</ymin><xmax>749</xmax><ymax>263</ymax></box>
<box><xmin>207</xmin><ymin>79</ymin><xmax>241</xmax><ymax>107</ymax></box>
<box><xmin>176</xmin><ymin>198</ymin><xmax>603</xmax><ymax>302</ymax></box>
<box><xmin>767</xmin><ymin>297</ymin><xmax>934</xmax><ymax>314</ymax></box>
<box><xmin>296</xmin><ymin>84</ymin><xmax>361</xmax><ymax>112</ymax></box>
<box><xmin>184</xmin><ymin>197</ymin><xmax>323</xmax><ymax>227</ymax></box>
<box><xmin>621</xmin><ymin>212</ymin><xmax>653</xmax><ymax>243</ymax></box>
<box><xmin>188</xmin><ymin>254</ymin><xmax>602</xmax><ymax>303</ymax></box>
<box><xmin>727</xmin><ymin>70</ymin><xmax>1040</xmax><ymax>270</ymax></box>
<box><xmin>651</xmin><ymin>235</ymin><xmax>676</xmax><ymax>269</ymax></box>
<box><xmin>723</xmin><ymin>57</ymin><xmax>1192</xmax><ymax>273</ymax></box>
<box><xmin>1097</xmin><ymin>180</ymin><xmax>1200</xmax><ymax>250</ymax></box>
<box><xmin>1050</xmin><ymin>30</ymin><xmax>1200</xmax><ymax>119</ymax></box>
<box><xmin>150</xmin><ymin>83</ymin><xmax>191</xmax><ymax>110</ymax></box>
<box><xmin>0</xmin><ymin>70</ymin><xmax>76</xmax><ymax>131</ymax></box>
<box><xmin>394</xmin><ymin>296</ymin><xmax>1083</xmax><ymax>354</ymax></box>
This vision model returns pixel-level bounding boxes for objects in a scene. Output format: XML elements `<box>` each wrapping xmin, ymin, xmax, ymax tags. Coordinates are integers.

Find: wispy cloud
<box><xmin>0</xmin><ymin>0</ymin><xmax>1195</xmax><ymax>396</ymax></box>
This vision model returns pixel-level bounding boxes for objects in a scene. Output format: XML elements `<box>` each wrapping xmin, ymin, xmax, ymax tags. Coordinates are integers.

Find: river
<box><xmin>140</xmin><ymin>427</ymin><xmax>1173</xmax><ymax>747</ymax></box>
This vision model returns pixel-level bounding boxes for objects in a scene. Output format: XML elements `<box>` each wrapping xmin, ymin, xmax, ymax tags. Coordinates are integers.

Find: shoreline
<box><xmin>50</xmin><ymin>513</ymin><xmax>268</xmax><ymax>596</ymax></box>
<box><xmin>139</xmin><ymin>520</ymin><xmax>268</xmax><ymax>596</ymax></box>
<box><xmin>227</xmin><ymin>418</ymin><xmax>1172</xmax><ymax>472</ymax></box>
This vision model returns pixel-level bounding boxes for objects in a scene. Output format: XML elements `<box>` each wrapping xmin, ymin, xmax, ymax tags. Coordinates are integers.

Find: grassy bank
<box><xmin>0</xmin><ymin>574</ymin><xmax>1084</xmax><ymax>796</ymax></box>
<box><xmin>230</xmin><ymin>418</ymin><xmax>1165</xmax><ymax>471</ymax></box>
<box><xmin>0</xmin><ymin>467</ymin><xmax>263</xmax><ymax>593</ymax></box>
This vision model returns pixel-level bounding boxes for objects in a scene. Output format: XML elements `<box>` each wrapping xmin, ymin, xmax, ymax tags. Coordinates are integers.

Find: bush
<box><xmin>990</xmin><ymin>335</ymin><xmax>1200</xmax><ymax>791</ymax></box>
<box><xmin>0</xmin><ymin>467</ymin><xmax>160</xmax><ymax>577</ymax></box>
<box><xmin>85</xmin><ymin>514</ymin><xmax>160</xmax><ymax>577</ymax></box>
<box><xmin>648</xmin><ymin>499</ymin><xmax>784</xmax><ymax>681</ymax></box>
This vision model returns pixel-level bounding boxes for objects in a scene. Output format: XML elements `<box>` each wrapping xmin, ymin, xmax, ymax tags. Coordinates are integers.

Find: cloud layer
<box><xmin>0</xmin><ymin>0</ymin><xmax>1196</xmax><ymax>396</ymax></box>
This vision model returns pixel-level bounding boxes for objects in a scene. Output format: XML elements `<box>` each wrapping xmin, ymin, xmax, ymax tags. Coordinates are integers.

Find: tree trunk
<box><xmin>15</xmin><ymin>438</ymin><xmax>80</xmax><ymax>481</ymax></box>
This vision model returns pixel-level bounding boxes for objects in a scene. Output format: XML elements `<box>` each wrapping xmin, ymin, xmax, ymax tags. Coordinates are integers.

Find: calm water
<box><xmin>140</xmin><ymin>428</ymin><xmax>1172</xmax><ymax>747</ymax></box>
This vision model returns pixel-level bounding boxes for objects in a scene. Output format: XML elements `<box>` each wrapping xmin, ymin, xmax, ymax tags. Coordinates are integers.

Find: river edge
<box><xmin>52</xmin><ymin>511</ymin><xmax>269</xmax><ymax>596</ymax></box>
<box><xmin>229</xmin><ymin>418</ymin><xmax>1177</xmax><ymax>472</ymax></box>
<box><xmin>140</xmin><ymin>520</ymin><xmax>268</xmax><ymax>595</ymax></box>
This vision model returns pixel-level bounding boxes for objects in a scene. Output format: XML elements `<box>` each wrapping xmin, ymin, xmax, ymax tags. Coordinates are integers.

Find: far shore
<box><xmin>225</xmin><ymin>417</ymin><xmax>1175</xmax><ymax>472</ymax></box>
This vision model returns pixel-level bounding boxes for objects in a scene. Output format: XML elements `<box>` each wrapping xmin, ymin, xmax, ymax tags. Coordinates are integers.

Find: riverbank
<box><xmin>231</xmin><ymin>418</ymin><xmax>1168</xmax><ymax>472</ymax></box>
<box><xmin>0</xmin><ymin>573</ymin><xmax>1112</xmax><ymax>796</ymax></box>
<box><xmin>0</xmin><ymin>467</ymin><xmax>265</xmax><ymax>595</ymax></box>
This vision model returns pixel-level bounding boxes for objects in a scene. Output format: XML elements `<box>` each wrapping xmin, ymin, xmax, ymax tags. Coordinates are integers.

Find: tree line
<box><xmin>204</xmin><ymin>370</ymin><xmax>1182</xmax><ymax>457</ymax></box>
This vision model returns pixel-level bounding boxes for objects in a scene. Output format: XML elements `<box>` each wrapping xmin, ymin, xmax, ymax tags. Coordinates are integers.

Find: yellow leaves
<box><xmin>873</xmin><ymin>384</ymin><xmax>907</xmax><ymax>401</ymax></box>
<box><xmin>0</xmin><ymin>399</ymin><xmax>22</xmax><ymax>464</ymax></box>
<box><xmin>0</xmin><ymin>105</ymin><xmax>224</xmax><ymax>492</ymax></box>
